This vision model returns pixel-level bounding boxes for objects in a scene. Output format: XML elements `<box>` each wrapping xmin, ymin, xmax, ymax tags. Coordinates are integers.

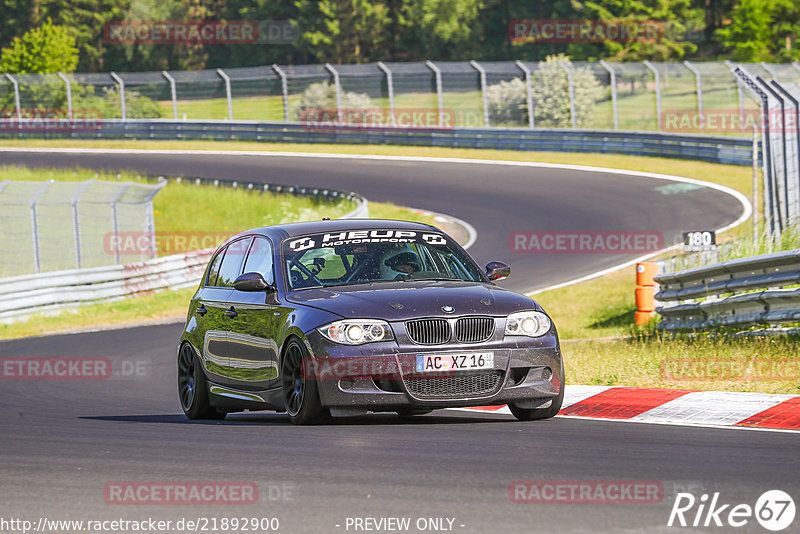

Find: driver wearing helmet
<box><xmin>380</xmin><ymin>246</ymin><xmax>421</xmax><ymax>280</ymax></box>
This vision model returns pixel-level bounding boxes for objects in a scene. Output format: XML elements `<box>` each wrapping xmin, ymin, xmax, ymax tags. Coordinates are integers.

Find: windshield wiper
<box><xmin>404</xmin><ymin>277</ymin><xmax>462</xmax><ymax>282</ymax></box>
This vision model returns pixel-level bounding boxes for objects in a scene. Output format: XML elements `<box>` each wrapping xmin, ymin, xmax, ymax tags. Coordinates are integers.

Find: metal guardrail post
<box><xmin>272</xmin><ymin>65</ymin><xmax>290</xmax><ymax>122</ymax></box>
<box><xmin>29</xmin><ymin>182</ymin><xmax>51</xmax><ymax>273</ymax></box>
<box><xmin>599</xmin><ymin>60</ymin><xmax>618</xmax><ymax>129</ymax></box>
<box><xmin>216</xmin><ymin>68</ymin><xmax>233</xmax><ymax>120</ymax></box>
<box><xmin>514</xmin><ymin>61</ymin><xmax>534</xmax><ymax>128</ymax></box>
<box><xmin>558</xmin><ymin>61</ymin><xmax>576</xmax><ymax>128</ymax></box>
<box><xmin>771</xmin><ymin>80</ymin><xmax>800</xmax><ymax>226</ymax></box>
<box><xmin>683</xmin><ymin>61</ymin><xmax>703</xmax><ymax>115</ymax></box>
<box><xmin>757</xmin><ymin>76</ymin><xmax>792</xmax><ymax>225</ymax></box>
<box><xmin>426</xmin><ymin>60</ymin><xmax>445</xmax><ymax>128</ymax></box>
<box><xmin>4</xmin><ymin>74</ymin><xmax>21</xmax><ymax>121</ymax></box>
<box><xmin>643</xmin><ymin>61</ymin><xmax>662</xmax><ymax>131</ymax></box>
<box><xmin>57</xmin><ymin>72</ymin><xmax>73</xmax><ymax>120</ymax></box>
<box><xmin>470</xmin><ymin>60</ymin><xmax>489</xmax><ymax>127</ymax></box>
<box><xmin>161</xmin><ymin>71</ymin><xmax>178</xmax><ymax>120</ymax></box>
<box><xmin>109</xmin><ymin>72</ymin><xmax>126</xmax><ymax>120</ymax></box>
<box><xmin>376</xmin><ymin>61</ymin><xmax>396</xmax><ymax>126</ymax></box>
<box><xmin>734</xmin><ymin>67</ymin><xmax>779</xmax><ymax>237</ymax></box>
<box><xmin>324</xmin><ymin>63</ymin><xmax>342</xmax><ymax>123</ymax></box>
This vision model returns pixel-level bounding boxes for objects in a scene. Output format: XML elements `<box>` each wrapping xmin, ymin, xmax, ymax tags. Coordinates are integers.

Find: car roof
<box><xmin>226</xmin><ymin>218</ymin><xmax>442</xmax><ymax>244</ymax></box>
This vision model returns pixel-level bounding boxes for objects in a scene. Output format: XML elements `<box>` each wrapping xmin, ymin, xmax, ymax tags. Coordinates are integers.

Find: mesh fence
<box><xmin>0</xmin><ymin>180</ymin><xmax>164</xmax><ymax>277</ymax></box>
<box><xmin>2</xmin><ymin>60</ymin><xmax>800</xmax><ymax>132</ymax></box>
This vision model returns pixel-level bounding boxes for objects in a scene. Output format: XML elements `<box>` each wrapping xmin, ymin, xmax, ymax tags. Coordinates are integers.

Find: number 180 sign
<box><xmin>683</xmin><ymin>231</ymin><xmax>716</xmax><ymax>252</ymax></box>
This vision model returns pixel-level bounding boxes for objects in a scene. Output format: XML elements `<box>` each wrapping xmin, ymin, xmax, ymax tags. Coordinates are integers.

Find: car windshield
<box><xmin>282</xmin><ymin>228</ymin><xmax>485</xmax><ymax>289</ymax></box>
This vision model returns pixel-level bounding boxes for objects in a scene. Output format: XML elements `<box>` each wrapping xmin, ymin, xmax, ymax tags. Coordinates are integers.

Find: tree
<box><xmin>716</xmin><ymin>0</ymin><xmax>800</xmax><ymax>62</ymax></box>
<box><xmin>293</xmin><ymin>0</ymin><xmax>391</xmax><ymax>63</ymax></box>
<box><xmin>398</xmin><ymin>0</ymin><xmax>484</xmax><ymax>59</ymax></box>
<box><xmin>0</xmin><ymin>19</ymin><xmax>78</xmax><ymax>73</ymax></box>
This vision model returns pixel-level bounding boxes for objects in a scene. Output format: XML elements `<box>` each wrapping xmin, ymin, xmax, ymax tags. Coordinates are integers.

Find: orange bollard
<box><xmin>636</xmin><ymin>261</ymin><xmax>658</xmax><ymax>287</ymax></box>
<box><xmin>635</xmin><ymin>285</ymin><xmax>655</xmax><ymax>312</ymax></box>
<box><xmin>634</xmin><ymin>262</ymin><xmax>658</xmax><ymax>326</ymax></box>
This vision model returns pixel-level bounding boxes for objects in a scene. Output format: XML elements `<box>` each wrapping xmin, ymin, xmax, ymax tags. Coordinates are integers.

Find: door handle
<box><xmin>224</xmin><ymin>307</ymin><xmax>238</xmax><ymax>319</ymax></box>
<box><xmin>196</xmin><ymin>305</ymin><xmax>207</xmax><ymax>317</ymax></box>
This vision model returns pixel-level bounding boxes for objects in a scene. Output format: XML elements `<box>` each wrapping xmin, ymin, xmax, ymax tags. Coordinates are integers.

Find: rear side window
<box><xmin>214</xmin><ymin>237</ymin><xmax>252</xmax><ymax>288</ymax></box>
<box><xmin>242</xmin><ymin>236</ymin><xmax>275</xmax><ymax>285</ymax></box>
<box><xmin>206</xmin><ymin>251</ymin><xmax>225</xmax><ymax>287</ymax></box>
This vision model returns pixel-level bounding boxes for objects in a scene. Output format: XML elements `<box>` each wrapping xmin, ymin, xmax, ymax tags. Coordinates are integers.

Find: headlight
<box><xmin>505</xmin><ymin>311</ymin><xmax>551</xmax><ymax>337</ymax></box>
<box><xmin>318</xmin><ymin>319</ymin><xmax>394</xmax><ymax>345</ymax></box>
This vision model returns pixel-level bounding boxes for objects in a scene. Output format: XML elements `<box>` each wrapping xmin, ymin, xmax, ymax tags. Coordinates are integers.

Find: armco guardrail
<box><xmin>655</xmin><ymin>249</ymin><xmax>800</xmax><ymax>331</ymax></box>
<box><xmin>0</xmin><ymin>249</ymin><xmax>213</xmax><ymax>321</ymax></box>
<box><xmin>0</xmin><ymin>177</ymin><xmax>368</xmax><ymax>322</ymax></box>
<box><xmin>0</xmin><ymin>119</ymin><xmax>755</xmax><ymax>166</ymax></box>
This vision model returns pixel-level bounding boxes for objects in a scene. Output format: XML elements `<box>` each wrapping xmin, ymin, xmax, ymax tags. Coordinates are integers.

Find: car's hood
<box><xmin>285</xmin><ymin>281</ymin><xmax>540</xmax><ymax>321</ymax></box>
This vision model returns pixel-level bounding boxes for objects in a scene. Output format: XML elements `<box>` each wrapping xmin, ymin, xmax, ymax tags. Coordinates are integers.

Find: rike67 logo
<box><xmin>668</xmin><ymin>490</ymin><xmax>795</xmax><ymax>531</ymax></box>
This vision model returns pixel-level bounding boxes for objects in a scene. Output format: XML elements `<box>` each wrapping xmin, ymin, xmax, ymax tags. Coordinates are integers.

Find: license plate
<box><xmin>415</xmin><ymin>352</ymin><xmax>494</xmax><ymax>373</ymax></box>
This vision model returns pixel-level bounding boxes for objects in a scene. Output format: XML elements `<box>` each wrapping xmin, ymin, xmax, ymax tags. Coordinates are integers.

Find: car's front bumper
<box><xmin>305</xmin><ymin>331</ymin><xmax>563</xmax><ymax>411</ymax></box>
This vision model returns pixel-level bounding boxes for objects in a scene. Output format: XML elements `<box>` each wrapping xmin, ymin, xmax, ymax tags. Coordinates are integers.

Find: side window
<box><xmin>216</xmin><ymin>237</ymin><xmax>252</xmax><ymax>288</ymax></box>
<box><xmin>206</xmin><ymin>249</ymin><xmax>225</xmax><ymax>287</ymax></box>
<box><xmin>242</xmin><ymin>236</ymin><xmax>275</xmax><ymax>285</ymax></box>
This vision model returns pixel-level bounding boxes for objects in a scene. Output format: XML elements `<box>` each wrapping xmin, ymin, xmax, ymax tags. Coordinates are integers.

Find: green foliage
<box><xmin>486</xmin><ymin>78</ymin><xmax>528</xmax><ymax>126</ymax></box>
<box><xmin>291</xmin><ymin>81</ymin><xmax>373</xmax><ymax>121</ymax></box>
<box><xmin>716</xmin><ymin>0</ymin><xmax>800</xmax><ymax>62</ymax></box>
<box><xmin>0</xmin><ymin>20</ymin><xmax>78</xmax><ymax>73</ymax></box>
<box><xmin>294</xmin><ymin>0</ymin><xmax>391</xmax><ymax>63</ymax></box>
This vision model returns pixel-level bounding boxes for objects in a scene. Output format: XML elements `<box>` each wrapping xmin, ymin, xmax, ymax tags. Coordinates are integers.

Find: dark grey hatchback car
<box><xmin>177</xmin><ymin>219</ymin><xmax>564</xmax><ymax>424</ymax></box>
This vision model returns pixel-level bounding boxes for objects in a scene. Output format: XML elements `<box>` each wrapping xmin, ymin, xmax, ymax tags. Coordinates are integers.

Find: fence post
<box><xmin>161</xmin><ymin>71</ymin><xmax>178</xmax><ymax>120</ymax></box>
<box><xmin>71</xmin><ymin>181</ymin><xmax>91</xmax><ymax>268</ymax></box>
<box><xmin>770</xmin><ymin>80</ymin><xmax>800</xmax><ymax>226</ymax></box>
<box><xmin>216</xmin><ymin>68</ymin><xmax>233</xmax><ymax>120</ymax></box>
<box><xmin>470</xmin><ymin>60</ymin><xmax>489</xmax><ymax>127</ymax></box>
<box><xmin>29</xmin><ymin>182</ymin><xmax>51</xmax><ymax>273</ymax></box>
<box><xmin>643</xmin><ymin>61</ymin><xmax>662</xmax><ymax>130</ymax></box>
<box><xmin>683</xmin><ymin>60</ymin><xmax>703</xmax><ymax>115</ymax></box>
<box><xmin>109</xmin><ymin>72</ymin><xmax>126</xmax><ymax>120</ymax></box>
<box><xmin>272</xmin><ymin>65</ymin><xmax>290</xmax><ymax>122</ymax></box>
<box><xmin>110</xmin><ymin>184</ymin><xmax>131</xmax><ymax>265</ymax></box>
<box><xmin>57</xmin><ymin>72</ymin><xmax>73</xmax><ymax>120</ymax></box>
<box><xmin>725</xmin><ymin>60</ymin><xmax>746</xmax><ymax>132</ymax></box>
<box><xmin>425</xmin><ymin>60</ymin><xmax>444</xmax><ymax>128</ymax></box>
<box><xmin>757</xmin><ymin>77</ymin><xmax>791</xmax><ymax>225</ymax></box>
<box><xmin>557</xmin><ymin>61</ymin><xmax>576</xmax><ymax>128</ymax></box>
<box><xmin>4</xmin><ymin>74</ymin><xmax>21</xmax><ymax>121</ymax></box>
<box><xmin>376</xmin><ymin>61</ymin><xmax>396</xmax><ymax>126</ymax></box>
<box><xmin>734</xmin><ymin>67</ymin><xmax>778</xmax><ymax>238</ymax></box>
<box><xmin>599</xmin><ymin>60</ymin><xmax>618</xmax><ymax>129</ymax></box>
<box><xmin>514</xmin><ymin>60</ymin><xmax>534</xmax><ymax>128</ymax></box>
<box><xmin>324</xmin><ymin>63</ymin><xmax>342</xmax><ymax>123</ymax></box>
<box><xmin>752</xmin><ymin>128</ymin><xmax>759</xmax><ymax>246</ymax></box>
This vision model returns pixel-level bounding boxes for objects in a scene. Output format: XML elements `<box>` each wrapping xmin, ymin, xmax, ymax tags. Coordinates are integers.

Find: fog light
<box><xmin>542</xmin><ymin>367</ymin><xmax>552</xmax><ymax>381</ymax></box>
<box><xmin>340</xmin><ymin>378</ymin><xmax>354</xmax><ymax>390</ymax></box>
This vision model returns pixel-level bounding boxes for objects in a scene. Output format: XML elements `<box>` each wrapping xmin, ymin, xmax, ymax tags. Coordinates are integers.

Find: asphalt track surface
<box><xmin>2</xmin><ymin>150</ymin><xmax>795</xmax><ymax>533</ymax></box>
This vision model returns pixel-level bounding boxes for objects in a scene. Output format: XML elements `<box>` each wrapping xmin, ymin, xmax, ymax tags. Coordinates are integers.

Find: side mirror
<box><xmin>234</xmin><ymin>272</ymin><xmax>271</xmax><ymax>292</ymax></box>
<box><xmin>485</xmin><ymin>261</ymin><xmax>511</xmax><ymax>281</ymax></box>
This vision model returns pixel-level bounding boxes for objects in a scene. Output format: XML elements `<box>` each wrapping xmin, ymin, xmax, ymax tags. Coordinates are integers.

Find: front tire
<box><xmin>178</xmin><ymin>344</ymin><xmax>226</xmax><ymax>420</ymax></box>
<box><xmin>509</xmin><ymin>366</ymin><xmax>565</xmax><ymax>421</ymax></box>
<box><xmin>281</xmin><ymin>338</ymin><xmax>329</xmax><ymax>425</ymax></box>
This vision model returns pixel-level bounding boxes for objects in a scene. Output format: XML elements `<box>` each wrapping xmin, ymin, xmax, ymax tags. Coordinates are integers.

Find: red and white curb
<box><xmin>455</xmin><ymin>386</ymin><xmax>800</xmax><ymax>432</ymax></box>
